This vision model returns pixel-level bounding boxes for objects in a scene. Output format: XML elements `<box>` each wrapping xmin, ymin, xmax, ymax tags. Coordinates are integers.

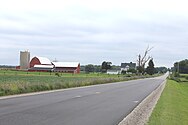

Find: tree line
<box><xmin>174</xmin><ymin>59</ymin><xmax>188</xmax><ymax>74</ymax></box>
<box><xmin>82</xmin><ymin>60</ymin><xmax>167</xmax><ymax>75</ymax></box>
<box><xmin>82</xmin><ymin>46</ymin><xmax>168</xmax><ymax>75</ymax></box>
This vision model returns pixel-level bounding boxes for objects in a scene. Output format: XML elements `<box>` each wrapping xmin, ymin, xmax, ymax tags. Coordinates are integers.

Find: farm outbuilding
<box><xmin>52</xmin><ymin>62</ymin><xmax>80</xmax><ymax>74</ymax></box>
<box><xmin>29</xmin><ymin>56</ymin><xmax>54</xmax><ymax>72</ymax></box>
<box><xmin>29</xmin><ymin>57</ymin><xmax>80</xmax><ymax>73</ymax></box>
<box><xmin>20</xmin><ymin>51</ymin><xmax>30</xmax><ymax>70</ymax></box>
<box><xmin>30</xmin><ymin>57</ymin><xmax>52</xmax><ymax>68</ymax></box>
<box><xmin>17</xmin><ymin>52</ymin><xmax>80</xmax><ymax>73</ymax></box>
<box><xmin>28</xmin><ymin>65</ymin><xmax>54</xmax><ymax>72</ymax></box>
<box><xmin>121</xmin><ymin>62</ymin><xmax>136</xmax><ymax>71</ymax></box>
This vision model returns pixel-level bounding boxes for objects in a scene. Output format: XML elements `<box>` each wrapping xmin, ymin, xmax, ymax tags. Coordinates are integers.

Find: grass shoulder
<box><xmin>147</xmin><ymin>78</ymin><xmax>188</xmax><ymax>125</ymax></box>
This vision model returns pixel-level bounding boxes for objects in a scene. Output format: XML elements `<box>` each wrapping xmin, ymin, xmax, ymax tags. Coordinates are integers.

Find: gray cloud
<box><xmin>1</xmin><ymin>0</ymin><xmax>188</xmax><ymax>67</ymax></box>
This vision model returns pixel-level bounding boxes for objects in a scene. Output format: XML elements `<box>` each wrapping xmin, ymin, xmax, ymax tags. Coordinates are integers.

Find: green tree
<box><xmin>174</xmin><ymin>59</ymin><xmax>188</xmax><ymax>74</ymax></box>
<box><xmin>155</xmin><ymin>67</ymin><xmax>168</xmax><ymax>73</ymax></box>
<box><xmin>93</xmin><ymin>65</ymin><xmax>101</xmax><ymax>72</ymax></box>
<box><xmin>85</xmin><ymin>64</ymin><xmax>94</xmax><ymax>73</ymax></box>
<box><xmin>121</xmin><ymin>70</ymin><xmax>127</xmax><ymax>75</ymax></box>
<box><xmin>137</xmin><ymin>66</ymin><xmax>144</xmax><ymax>74</ymax></box>
<box><xmin>101</xmin><ymin>61</ymin><xmax>112</xmax><ymax>73</ymax></box>
<box><xmin>146</xmin><ymin>59</ymin><xmax>155</xmax><ymax>75</ymax></box>
<box><xmin>127</xmin><ymin>68</ymin><xmax>137</xmax><ymax>74</ymax></box>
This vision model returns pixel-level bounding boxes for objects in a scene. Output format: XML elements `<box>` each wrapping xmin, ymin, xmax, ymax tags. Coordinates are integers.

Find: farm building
<box><xmin>107</xmin><ymin>70</ymin><xmax>121</xmax><ymax>74</ymax></box>
<box><xmin>29</xmin><ymin>56</ymin><xmax>54</xmax><ymax>72</ymax></box>
<box><xmin>20</xmin><ymin>51</ymin><xmax>30</xmax><ymax>70</ymax></box>
<box><xmin>28</xmin><ymin>56</ymin><xmax>80</xmax><ymax>73</ymax></box>
<box><xmin>52</xmin><ymin>62</ymin><xmax>80</xmax><ymax>74</ymax></box>
<box><xmin>17</xmin><ymin>51</ymin><xmax>80</xmax><ymax>73</ymax></box>
<box><xmin>121</xmin><ymin>62</ymin><xmax>136</xmax><ymax>71</ymax></box>
<box><xmin>28</xmin><ymin>65</ymin><xmax>54</xmax><ymax>72</ymax></box>
<box><xmin>30</xmin><ymin>56</ymin><xmax>52</xmax><ymax>67</ymax></box>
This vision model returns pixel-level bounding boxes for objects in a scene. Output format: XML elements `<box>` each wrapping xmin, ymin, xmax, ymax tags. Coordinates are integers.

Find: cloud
<box><xmin>1</xmin><ymin>0</ymin><xmax>188</xmax><ymax>67</ymax></box>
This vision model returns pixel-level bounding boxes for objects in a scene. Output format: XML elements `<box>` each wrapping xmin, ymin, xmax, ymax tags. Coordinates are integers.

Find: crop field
<box><xmin>0</xmin><ymin>69</ymin><xmax>139</xmax><ymax>96</ymax></box>
<box><xmin>0</xmin><ymin>69</ymin><xmax>160</xmax><ymax>96</ymax></box>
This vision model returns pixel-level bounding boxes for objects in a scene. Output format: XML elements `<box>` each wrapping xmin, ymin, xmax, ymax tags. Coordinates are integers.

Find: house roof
<box><xmin>36</xmin><ymin>57</ymin><xmax>52</xmax><ymax>65</ymax></box>
<box><xmin>121</xmin><ymin>62</ymin><xmax>136</xmax><ymax>68</ymax></box>
<box><xmin>52</xmin><ymin>62</ymin><xmax>80</xmax><ymax>68</ymax></box>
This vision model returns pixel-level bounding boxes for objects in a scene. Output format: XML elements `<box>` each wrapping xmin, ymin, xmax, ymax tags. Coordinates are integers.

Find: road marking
<box><xmin>75</xmin><ymin>95</ymin><xmax>82</xmax><ymax>98</ymax></box>
<box><xmin>133</xmin><ymin>101</ymin><xmax>139</xmax><ymax>103</ymax></box>
<box><xmin>95</xmin><ymin>92</ymin><xmax>101</xmax><ymax>94</ymax></box>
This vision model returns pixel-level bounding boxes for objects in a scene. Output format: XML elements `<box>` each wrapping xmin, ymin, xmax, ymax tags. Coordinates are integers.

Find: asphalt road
<box><xmin>0</xmin><ymin>74</ymin><xmax>167</xmax><ymax>125</ymax></box>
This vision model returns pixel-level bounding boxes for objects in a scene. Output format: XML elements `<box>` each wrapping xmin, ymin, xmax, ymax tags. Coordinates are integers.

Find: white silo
<box><xmin>20</xmin><ymin>51</ymin><xmax>30</xmax><ymax>70</ymax></box>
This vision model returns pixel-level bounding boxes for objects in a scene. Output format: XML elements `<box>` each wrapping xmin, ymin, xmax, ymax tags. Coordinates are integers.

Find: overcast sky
<box><xmin>1</xmin><ymin>0</ymin><xmax>188</xmax><ymax>67</ymax></box>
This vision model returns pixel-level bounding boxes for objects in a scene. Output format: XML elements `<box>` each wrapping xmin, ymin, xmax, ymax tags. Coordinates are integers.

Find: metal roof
<box><xmin>52</xmin><ymin>62</ymin><xmax>80</xmax><ymax>68</ymax></box>
<box><xmin>36</xmin><ymin>57</ymin><xmax>52</xmax><ymax>65</ymax></box>
<box><xmin>121</xmin><ymin>62</ymin><xmax>136</xmax><ymax>68</ymax></box>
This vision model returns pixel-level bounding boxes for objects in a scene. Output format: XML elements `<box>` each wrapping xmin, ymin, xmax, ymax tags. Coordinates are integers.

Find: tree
<box><xmin>146</xmin><ymin>59</ymin><xmax>155</xmax><ymax>75</ymax></box>
<box><xmin>85</xmin><ymin>64</ymin><xmax>94</xmax><ymax>73</ymax></box>
<box><xmin>155</xmin><ymin>67</ymin><xmax>168</xmax><ymax>73</ymax></box>
<box><xmin>93</xmin><ymin>65</ymin><xmax>101</xmax><ymax>72</ymax></box>
<box><xmin>101</xmin><ymin>61</ymin><xmax>112</xmax><ymax>73</ymax></box>
<box><xmin>127</xmin><ymin>68</ymin><xmax>137</xmax><ymax>74</ymax></box>
<box><xmin>121</xmin><ymin>70</ymin><xmax>127</xmax><ymax>75</ymax></box>
<box><xmin>137</xmin><ymin>46</ymin><xmax>153</xmax><ymax>74</ymax></box>
<box><xmin>174</xmin><ymin>59</ymin><xmax>188</xmax><ymax>74</ymax></box>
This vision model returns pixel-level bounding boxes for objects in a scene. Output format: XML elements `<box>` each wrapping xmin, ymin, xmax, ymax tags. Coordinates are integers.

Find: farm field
<box><xmin>0</xmin><ymin>69</ymin><xmax>155</xmax><ymax>96</ymax></box>
<box><xmin>147</xmin><ymin>75</ymin><xmax>188</xmax><ymax>125</ymax></box>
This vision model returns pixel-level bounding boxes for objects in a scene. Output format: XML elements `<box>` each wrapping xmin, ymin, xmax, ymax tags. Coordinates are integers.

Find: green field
<box><xmin>147</xmin><ymin>77</ymin><xmax>188</xmax><ymax>125</ymax></box>
<box><xmin>0</xmin><ymin>69</ymin><xmax>155</xmax><ymax>96</ymax></box>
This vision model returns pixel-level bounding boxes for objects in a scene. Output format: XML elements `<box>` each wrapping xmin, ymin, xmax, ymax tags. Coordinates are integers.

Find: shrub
<box><xmin>170</xmin><ymin>75</ymin><xmax>181</xmax><ymax>82</ymax></box>
<box><xmin>121</xmin><ymin>70</ymin><xmax>126</xmax><ymax>75</ymax></box>
<box><xmin>55</xmin><ymin>73</ymin><xmax>61</xmax><ymax>77</ymax></box>
<box><xmin>173</xmin><ymin>72</ymin><xmax>180</xmax><ymax>77</ymax></box>
<box><xmin>185</xmin><ymin>76</ymin><xmax>188</xmax><ymax>80</ymax></box>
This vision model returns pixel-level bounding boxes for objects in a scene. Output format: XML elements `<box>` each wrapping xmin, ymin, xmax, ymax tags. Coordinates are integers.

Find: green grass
<box><xmin>147</xmin><ymin>79</ymin><xmax>188</xmax><ymax>125</ymax></box>
<box><xmin>0</xmin><ymin>75</ymin><xmax>125</xmax><ymax>96</ymax></box>
<box><xmin>0</xmin><ymin>70</ymin><xmax>134</xmax><ymax>96</ymax></box>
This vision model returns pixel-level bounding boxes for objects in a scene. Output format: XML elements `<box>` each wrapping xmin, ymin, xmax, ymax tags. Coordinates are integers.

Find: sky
<box><xmin>1</xmin><ymin>0</ymin><xmax>188</xmax><ymax>68</ymax></box>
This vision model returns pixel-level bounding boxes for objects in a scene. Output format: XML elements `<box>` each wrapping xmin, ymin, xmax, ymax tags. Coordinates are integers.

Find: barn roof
<box><xmin>52</xmin><ymin>62</ymin><xmax>80</xmax><ymax>68</ymax></box>
<box><xmin>36</xmin><ymin>57</ymin><xmax>52</xmax><ymax>65</ymax></box>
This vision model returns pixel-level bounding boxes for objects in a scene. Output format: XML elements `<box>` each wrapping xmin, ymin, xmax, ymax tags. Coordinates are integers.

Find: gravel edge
<box><xmin>118</xmin><ymin>80</ymin><xmax>166</xmax><ymax>125</ymax></box>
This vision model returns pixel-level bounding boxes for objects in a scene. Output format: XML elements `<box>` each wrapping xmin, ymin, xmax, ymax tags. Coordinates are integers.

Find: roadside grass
<box><xmin>147</xmin><ymin>79</ymin><xmax>188</xmax><ymax>125</ymax></box>
<box><xmin>0</xmin><ymin>69</ymin><xmax>160</xmax><ymax>96</ymax></box>
<box><xmin>0</xmin><ymin>75</ymin><xmax>122</xmax><ymax>96</ymax></box>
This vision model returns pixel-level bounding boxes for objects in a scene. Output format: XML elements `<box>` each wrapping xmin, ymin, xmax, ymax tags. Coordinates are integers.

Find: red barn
<box><xmin>30</xmin><ymin>56</ymin><xmax>52</xmax><ymax>67</ymax></box>
<box><xmin>52</xmin><ymin>62</ymin><xmax>80</xmax><ymax>74</ymax></box>
<box><xmin>28</xmin><ymin>56</ymin><xmax>80</xmax><ymax>73</ymax></box>
<box><xmin>29</xmin><ymin>57</ymin><xmax>54</xmax><ymax>72</ymax></box>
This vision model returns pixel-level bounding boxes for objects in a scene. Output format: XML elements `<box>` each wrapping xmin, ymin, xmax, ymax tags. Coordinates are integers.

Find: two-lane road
<box><xmin>0</xmin><ymin>74</ymin><xmax>168</xmax><ymax>125</ymax></box>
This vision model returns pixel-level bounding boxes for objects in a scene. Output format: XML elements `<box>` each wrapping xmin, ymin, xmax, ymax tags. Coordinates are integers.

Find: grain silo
<box><xmin>20</xmin><ymin>51</ymin><xmax>30</xmax><ymax>70</ymax></box>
